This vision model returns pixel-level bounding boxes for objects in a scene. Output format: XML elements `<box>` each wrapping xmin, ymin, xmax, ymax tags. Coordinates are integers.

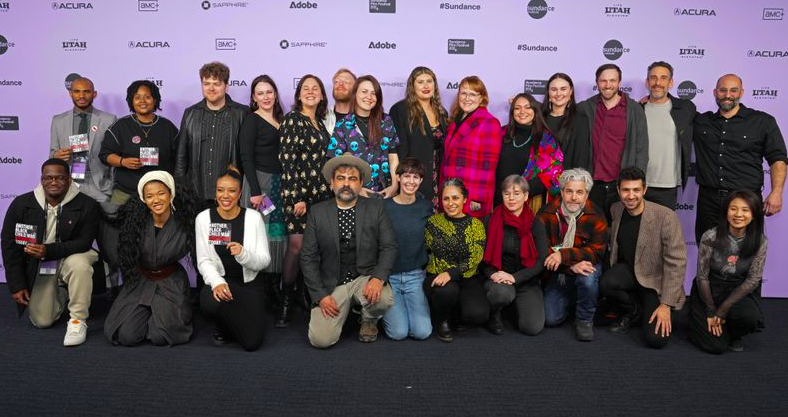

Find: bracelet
<box><xmin>119</xmin><ymin>157</ymin><xmax>124</xmax><ymax>167</ymax></box>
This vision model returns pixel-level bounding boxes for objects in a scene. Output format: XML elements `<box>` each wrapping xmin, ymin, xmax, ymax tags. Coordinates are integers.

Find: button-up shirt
<box><xmin>591</xmin><ymin>94</ymin><xmax>627</xmax><ymax>181</ymax></box>
<box><xmin>694</xmin><ymin>104</ymin><xmax>787</xmax><ymax>190</ymax></box>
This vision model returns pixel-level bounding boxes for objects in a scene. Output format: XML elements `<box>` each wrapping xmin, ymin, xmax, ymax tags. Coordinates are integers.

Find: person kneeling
<box><xmin>302</xmin><ymin>155</ymin><xmax>396</xmax><ymax>348</ymax></box>
<box><xmin>196</xmin><ymin>168</ymin><xmax>271</xmax><ymax>351</ymax></box>
<box><xmin>482</xmin><ymin>175</ymin><xmax>548</xmax><ymax>336</ymax></box>
<box><xmin>600</xmin><ymin>167</ymin><xmax>686</xmax><ymax>349</ymax></box>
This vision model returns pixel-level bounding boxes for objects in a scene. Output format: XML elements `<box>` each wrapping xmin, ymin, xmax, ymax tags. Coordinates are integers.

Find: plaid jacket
<box><xmin>536</xmin><ymin>198</ymin><xmax>608</xmax><ymax>269</ymax></box>
<box><xmin>441</xmin><ymin>107</ymin><xmax>502</xmax><ymax>218</ymax></box>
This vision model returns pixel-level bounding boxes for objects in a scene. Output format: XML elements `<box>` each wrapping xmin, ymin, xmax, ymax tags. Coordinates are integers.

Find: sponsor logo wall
<box><xmin>0</xmin><ymin>0</ymin><xmax>787</xmax><ymax>296</ymax></box>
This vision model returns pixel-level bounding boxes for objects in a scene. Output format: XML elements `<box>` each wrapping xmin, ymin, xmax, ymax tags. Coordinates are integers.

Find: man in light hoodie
<box><xmin>1</xmin><ymin>159</ymin><xmax>101</xmax><ymax>346</ymax></box>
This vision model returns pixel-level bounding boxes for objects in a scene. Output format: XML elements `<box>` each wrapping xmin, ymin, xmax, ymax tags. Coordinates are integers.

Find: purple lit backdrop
<box><xmin>0</xmin><ymin>0</ymin><xmax>786</xmax><ymax>295</ymax></box>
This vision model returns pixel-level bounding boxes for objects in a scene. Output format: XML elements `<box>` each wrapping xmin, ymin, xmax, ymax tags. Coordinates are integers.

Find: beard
<box><xmin>717</xmin><ymin>97</ymin><xmax>739</xmax><ymax>112</ymax></box>
<box><xmin>333</xmin><ymin>89</ymin><xmax>351</xmax><ymax>103</ymax></box>
<box><xmin>336</xmin><ymin>186</ymin><xmax>358</xmax><ymax>202</ymax></box>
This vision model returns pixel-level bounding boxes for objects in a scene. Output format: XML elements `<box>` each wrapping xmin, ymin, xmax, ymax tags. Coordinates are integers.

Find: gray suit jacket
<box><xmin>609</xmin><ymin>201</ymin><xmax>686</xmax><ymax>309</ymax></box>
<box><xmin>300</xmin><ymin>197</ymin><xmax>398</xmax><ymax>304</ymax></box>
<box><xmin>50</xmin><ymin>107</ymin><xmax>117</xmax><ymax>202</ymax></box>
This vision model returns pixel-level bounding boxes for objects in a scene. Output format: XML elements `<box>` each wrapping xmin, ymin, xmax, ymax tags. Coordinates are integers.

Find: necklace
<box><xmin>512</xmin><ymin>134</ymin><xmax>532</xmax><ymax>148</ymax></box>
<box><xmin>133</xmin><ymin>115</ymin><xmax>156</xmax><ymax>138</ymax></box>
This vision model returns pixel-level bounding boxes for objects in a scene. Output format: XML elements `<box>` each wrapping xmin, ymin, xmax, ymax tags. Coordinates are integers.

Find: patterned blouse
<box><xmin>425</xmin><ymin>213</ymin><xmax>486</xmax><ymax>280</ymax></box>
<box><xmin>328</xmin><ymin>113</ymin><xmax>400</xmax><ymax>192</ymax></box>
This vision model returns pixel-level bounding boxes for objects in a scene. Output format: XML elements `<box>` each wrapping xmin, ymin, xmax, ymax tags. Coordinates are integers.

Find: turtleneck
<box><xmin>512</xmin><ymin>123</ymin><xmax>533</xmax><ymax>145</ymax></box>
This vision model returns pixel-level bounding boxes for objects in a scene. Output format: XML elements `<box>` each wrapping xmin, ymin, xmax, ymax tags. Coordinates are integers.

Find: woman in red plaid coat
<box><xmin>441</xmin><ymin>76</ymin><xmax>502</xmax><ymax>218</ymax></box>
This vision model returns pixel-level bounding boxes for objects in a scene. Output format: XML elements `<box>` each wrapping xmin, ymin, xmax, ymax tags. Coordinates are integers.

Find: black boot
<box><xmin>275</xmin><ymin>286</ymin><xmax>294</xmax><ymax>328</ymax></box>
<box><xmin>487</xmin><ymin>310</ymin><xmax>504</xmax><ymax>335</ymax></box>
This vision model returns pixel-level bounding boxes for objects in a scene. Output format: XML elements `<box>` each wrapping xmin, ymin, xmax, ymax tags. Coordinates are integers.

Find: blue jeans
<box><xmin>382</xmin><ymin>269</ymin><xmax>432</xmax><ymax>340</ymax></box>
<box><xmin>543</xmin><ymin>264</ymin><xmax>601</xmax><ymax>326</ymax></box>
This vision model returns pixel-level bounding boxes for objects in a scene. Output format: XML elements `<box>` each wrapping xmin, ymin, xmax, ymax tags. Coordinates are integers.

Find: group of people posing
<box><xmin>1</xmin><ymin>60</ymin><xmax>784</xmax><ymax>355</ymax></box>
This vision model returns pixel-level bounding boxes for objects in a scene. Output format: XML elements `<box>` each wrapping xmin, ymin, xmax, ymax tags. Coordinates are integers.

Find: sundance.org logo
<box><xmin>527</xmin><ymin>0</ymin><xmax>553</xmax><ymax>19</ymax></box>
<box><xmin>602</xmin><ymin>39</ymin><xmax>629</xmax><ymax>60</ymax></box>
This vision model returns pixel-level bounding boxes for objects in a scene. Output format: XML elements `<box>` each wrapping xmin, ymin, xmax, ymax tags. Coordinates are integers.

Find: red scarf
<box><xmin>483</xmin><ymin>204</ymin><xmax>537</xmax><ymax>270</ymax></box>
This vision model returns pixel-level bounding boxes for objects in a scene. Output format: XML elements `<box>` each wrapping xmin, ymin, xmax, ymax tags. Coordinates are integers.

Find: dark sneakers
<box><xmin>575</xmin><ymin>320</ymin><xmax>594</xmax><ymax>342</ymax></box>
<box><xmin>610</xmin><ymin>306</ymin><xmax>641</xmax><ymax>335</ymax></box>
<box><xmin>436</xmin><ymin>320</ymin><xmax>453</xmax><ymax>343</ymax></box>
<box><xmin>487</xmin><ymin>311</ymin><xmax>504</xmax><ymax>335</ymax></box>
<box><xmin>359</xmin><ymin>318</ymin><xmax>379</xmax><ymax>343</ymax></box>
<box><xmin>728</xmin><ymin>337</ymin><xmax>745</xmax><ymax>352</ymax></box>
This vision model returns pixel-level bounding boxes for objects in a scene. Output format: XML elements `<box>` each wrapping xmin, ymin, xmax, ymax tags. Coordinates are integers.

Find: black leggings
<box><xmin>423</xmin><ymin>275</ymin><xmax>490</xmax><ymax>325</ymax></box>
<box><xmin>200</xmin><ymin>277</ymin><xmax>267</xmax><ymax>351</ymax></box>
<box><xmin>687</xmin><ymin>281</ymin><xmax>760</xmax><ymax>354</ymax></box>
<box><xmin>599</xmin><ymin>263</ymin><xmax>671</xmax><ymax>349</ymax></box>
<box><xmin>486</xmin><ymin>280</ymin><xmax>544</xmax><ymax>335</ymax></box>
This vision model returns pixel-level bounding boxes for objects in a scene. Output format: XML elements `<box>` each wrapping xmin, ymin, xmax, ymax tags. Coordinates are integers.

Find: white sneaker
<box><xmin>63</xmin><ymin>319</ymin><xmax>87</xmax><ymax>346</ymax></box>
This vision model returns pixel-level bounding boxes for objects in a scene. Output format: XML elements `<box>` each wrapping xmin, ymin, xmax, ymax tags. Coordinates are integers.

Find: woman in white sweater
<box><xmin>196</xmin><ymin>167</ymin><xmax>270</xmax><ymax>351</ymax></box>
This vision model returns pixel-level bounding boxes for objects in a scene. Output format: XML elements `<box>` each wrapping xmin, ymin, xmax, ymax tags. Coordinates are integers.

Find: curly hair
<box><xmin>117</xmin><ymin>177</ymin><xmax>200</xmax><ymax>281</ymax></box>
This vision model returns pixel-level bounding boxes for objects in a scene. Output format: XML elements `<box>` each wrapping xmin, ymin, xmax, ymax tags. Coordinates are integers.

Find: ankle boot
<box><xmin>275</xmin><ymin>287</ymin><xmax>294</xmax><ymax>328</ymax></box>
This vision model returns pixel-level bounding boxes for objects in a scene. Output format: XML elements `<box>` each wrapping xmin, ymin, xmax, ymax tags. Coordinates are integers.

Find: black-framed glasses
<box><xmin>41</xmin><ymin>175</ymin><xmax>68</xmax><ymax>183</ymax></box>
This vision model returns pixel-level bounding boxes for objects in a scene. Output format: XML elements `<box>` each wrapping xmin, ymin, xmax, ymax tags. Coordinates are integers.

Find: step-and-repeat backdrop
<box><xmin>1</xmin><ymin>0</ymin><xmax>786</xmax><ymax>295</ymax></box>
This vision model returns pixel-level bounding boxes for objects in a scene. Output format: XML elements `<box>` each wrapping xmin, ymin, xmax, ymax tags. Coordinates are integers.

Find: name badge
<box><xmin>259</xmin><ymin>195</ymin><xmax>276</xmax><ymax>216</ymax></box>
<box><xmin>39</xmin><ymin>260</ymin><xmax>58</xmax><ymax>275</ymax></box>
<box><xmin>71</xmin><ymin>161</ymin><xmax>87</xmax><ymax>180</ymax></box>
<box><xmin>208</xmin><ymin>223</ymin><xmax>231</xmax><ymax>245</ymax></box>
<box><xmin>14</xmin><ymin>223</ymin><xmax>37</xmax><ymax>246</ymax></box>
<box><xmin>68</xmin><ymin>133</ymin><xmax>89</xmax><ymax>153</ymax></box>
<box><xmin>139</xmin><ymin>147</ymin><xmax>159</xmax><ymax>166</ymax></box>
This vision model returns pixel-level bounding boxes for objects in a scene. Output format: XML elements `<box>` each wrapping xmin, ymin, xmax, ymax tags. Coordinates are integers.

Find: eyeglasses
<box><xmin>459</xmin><ymin>91</ymin><xmax>481</xmax><ymax>99</ymax></box>
<box><xmin>41</xmin><ymin>175</ymin><xmax>68</xmax><ymax>183</ymax></box>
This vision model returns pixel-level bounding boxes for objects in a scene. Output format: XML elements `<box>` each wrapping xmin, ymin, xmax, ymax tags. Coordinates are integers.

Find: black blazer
<box><xmin>300</xmin><ymin>196</ymin><xmax>397</xmax><ymax>304</ymax></box>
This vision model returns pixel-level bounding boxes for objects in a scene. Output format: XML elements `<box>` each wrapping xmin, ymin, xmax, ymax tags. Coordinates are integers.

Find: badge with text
<box><xmin>15</xmin><ymin>224</ymin><xmax>37</xmax><ymax>246</ymax></box>
<box><xmin>68</xmin><ymin>133</ymin><xmax>89</xmax><ymax>153</ymax></box>
<box><xmin>208</xmin><ymin>223</ymin><xmax>231</xmax><ymax>245</ymax></box>
<box><xmin>39</xmin><ymin>260</ymin><xmax>58</xmax><ymax>275</ymax></box>
<box><xmin>71</xmin><ymin>161</ymin><xmax>87</xmax><ymax>180</ymax></box>
<box><xmin>259</xmin><ymin>194</ymin><xmax>276</xmax><ymax>216</ymax></box>
<box><xmin>139</xmin><ymin>147</ymin><xmax>160</xmax><ymax>166</ymax></box>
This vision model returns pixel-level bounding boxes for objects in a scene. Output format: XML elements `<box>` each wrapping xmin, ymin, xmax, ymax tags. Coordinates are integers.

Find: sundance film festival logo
<box><xmin>0</xmin><ymin>116</ymin><xmax>20</xmax><ymax>131</ymax></box>
<box><xmin>51</xmin><ymin>2</ymin><xmax>93</xmax><ymax>10</ymax></box>
<box><xmin>517</xmin><ymin>44</ymin><xmax>558</xmax><ymax>53</ymax></box>
<box><xmin>752</xmin><ymin>87</ymin><xmax>779</xmax><ymax>100</ymax></box>
<box><xmin>602</xmin><ymin>39</ymin><xmax>629</xmax><ymax>60</ymax></box>
<box><xmin>527</xmin><ymin>0</ymin><xmax>553</xmax><ymax>19</ymax></box>
<box><xmin>279</xmin><ymin>39</ymin><xmax>327</xmax><ymax>49</ymax></box>
<box><xmin>679</xmin><ymin>45</ymin><xmax>705</xmax><ymax>59</ymax></box>
<box><xmin>676</xmin><ymin>80</ymin><xmax>703</xmax><ymax>100</ymax></box>
<box><xmin>440</xmin><ymin>2</ymin><xmax>481</xmax><ymax>11</ymax></box>
<box><xmin>674</xmin><ymin>8</ymin><xmax>716</xmax><ymax>16</ymax></box>
<box><xmin>202</xmin><ymin>1</ymin><xmax>248</xmax><ymax>9</ymax></box>
<box><xmin>0</xmin><ymin>34</ymin><xmax>15</xmax><ymax>55</ymax></box>
<box><xmin>369</xmin><ymin>0</ymin><xmax>395</xmax><ymax>13</ymax></box>
<box><xmin>523</xmin><ymin>79</ymin><xmax>548</xmax><ymax>95</ymax></box>
<box><xmin>138</xmin><ymin>0</ymin><xmax>158</xmax><ymax>11</ymax></box>
<box><xmin>448</xmin><ymin>39</ymin><xmax>474</xmax><ymax>55</ymax></box>
<box><xmin>763</xmin><ymin>8</ymin><xmax>783</xmax><ymax>20</ymax></box>
<box><xmin>215</xmin><ymin>38</ymin><xmax>237</xmax><ymax>50</ymax></box>
<box><xmin>128</xmin><ymin>40</ymin><xmax>171</xmax><ymax>48</ymax></box>
<box><xmin>748</xmin><ymin>49</ymin><xmax>787</xmax><ymax>58</ymax></box>
<box><xmin>62</xmin><ymin>39</ymin><xmax>87</xmax><ymax>52</ymax></box>
<box><xmin>605</xmin><ymin>3</ymin><xmax>631</xmax><ymax>17</ymax></box>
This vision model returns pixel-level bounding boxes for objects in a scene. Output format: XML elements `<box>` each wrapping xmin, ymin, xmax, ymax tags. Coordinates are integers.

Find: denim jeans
<box><xmin>543</xmin><ymin>264</ymin><xmax>601</xmax><ymax>326</ymax></box>
<box><xmin>382</xmin><ymin>269</ymin><xmax>432</xmax><ymax>340</ymax></box>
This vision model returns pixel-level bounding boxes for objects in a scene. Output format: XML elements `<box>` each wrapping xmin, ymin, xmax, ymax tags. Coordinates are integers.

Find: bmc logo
<box><xmin>763</xmin><ymin>8</ymin><xmax>783</xmax><ymax>20</ymax></box>
<box><xmin>215</xmin><ymin>38</ymin><xmax>237</xmax><ymax>50</ymax></box>
<box><xmin>369</xmin><ymin>41</ymin><xmax>396</xmax><ymax>49</ymax></box>
<box><xmin>51</xmin><ymin>2</ymin><xmax>93</xmax><ymax>9</ymax></box>
<box><xmin>138</xmin><ymin>0</ymin><xmax>158</xmax><ymax>11</ymax></box>
<box><xmin>290</xmin><ymin>1</ymin><xmax>317</xmax><ymax>8</ymax></box>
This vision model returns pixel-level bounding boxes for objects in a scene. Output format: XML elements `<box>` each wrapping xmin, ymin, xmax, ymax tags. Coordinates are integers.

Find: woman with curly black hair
<box><xmin>104</xmin><ymin>171</ymin><xmax>199</xmax><ymax>346</ymax></box>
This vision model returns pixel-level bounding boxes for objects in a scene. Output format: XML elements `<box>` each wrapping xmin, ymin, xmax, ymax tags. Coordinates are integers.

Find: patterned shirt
<box><xmin>425</xmin><ymin>213</ymin><xmax>485</xmax><ymax>280</ymax></box>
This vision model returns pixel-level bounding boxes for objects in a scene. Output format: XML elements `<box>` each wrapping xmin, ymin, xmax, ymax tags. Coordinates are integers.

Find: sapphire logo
<box><xmin>369</xmin><ymin>0</ymin><xmax>395</xmax><ymax>13</ymax></box>
<box><xmin>128</xmin><ymin>40</ymin><xmax>170</xmax><ymax>48</ymax></box>
<box><xmin>202</xmin><ymin>1</ymin><xmax>248</xmax><ymax>9</ymax></box>
<box><xmin>51</xmin><ymin>2</ymin><xmax>93</xmax><ymax>9</ymax></box>
<box><xmin>201</xmin><ymin>0</ymin><xmax>210</xmax><ymax>9</ymax></box>
<box><xmin>369</xmin><ymin>41</ymin><xmax>397</xmax><ymax>50</ymax></box>
<box><xmin>290</xmin><ymin>1</ymin><xmax>317</xmax><ymax>8</ymax></box>
<box><xmin>523</xmin><ymin>79</ymin><xmax>548</xmax><ymax>95</ymax></box>
<box><xmin>602</xmin><ymin>39</ymin><xmax>629</xmax><ymax>60</ymax></box>
<box><xmin>676</xmin><ymin>80</ymin><xmax>703</xmax><ymax>100</ymax></box>
<box><xmin>448</xmin><ymin>39</ymin><xmax>474</xmax><ymax>54</ymax></box>
<box><xmin>380</xmin><ymin>81</ymin><xmax>406</xmax><ymax>88</ymax></box>
<box><xmin>280</xmin><ymin>40</ymin><xmax>289</xmax><ymax>49</ymax></box>
<box><xmin>527</xmin><ymin>0</ymin><xmax>553</xmax><ymax>19</ymax></box>
<box><xmin>446</xmin><ymin>81</ymin><xmax>459</xmax><ymax>89</ymax></box>
<box><xmin>748</xmin><ymin>50</ymin><xmax>787</xmax><ymax>58</ymax></box>
<box><xmin>517</xmin><ymin>44</ymin><xmax>558</xmax><ymax>52</ymax></box>
<box><xmin>64</xmin><ymin>73</ymin><xmax>81</xmax><ymax>90</ymax></box>
<box><xmin>0</xmin><ymin>34</ymin><xmax>15</xmax><ymax>55</ymax></box>
<box><xmin>679</xmin><ymin>45</ymin><xmax>705</xmax><ymax>59</ymax></box>
<box><xmin>0</xmin><ymin>116</ymin><xmax>19</xmax><ymax>131</ymax></box>
<box><xmin>215</xmin><ymin>38</ymin><xmax>237</xmax><ymax>50</ymax></box>
<box><xmin>674</xmin><ymin>8</ymin><xmax>716</xmax><ymax>16</ymax></box>
<box><xmin>62</xmin><ymin>39</ymin><xmax>87</xmax><ymax>52</ymax></box>
<box><xmin>752</xmin><ymin>88</ymin><xmax>778</xmax><ymax>100</ymax></box>
<box><xmin>440</xmin><ymin>2</ymin><xmax>481</xmax><ymax>11</ymax></box>
<box><xmin>229</xmin><ymin>79</ymin><xmax>247</xmax><ymax>87</ymax></box>
<box><xmin>138</xmin><ymin>0</ymin><xmax>158</xmax><ymax>11</ymax></box>
<box><xmin>763</xmin><ymin>8</ymin><xmax>783</xmax><ymax>20</ymax></box>
<box><xmin>279</xmin><ymin>39</ymin><xmax>327</xmax><ymax>49</ymax></box>
<box><xmin>605</xmin><ymin>3</ymin><xmax>630</xmax><ymax>17</ymax></box>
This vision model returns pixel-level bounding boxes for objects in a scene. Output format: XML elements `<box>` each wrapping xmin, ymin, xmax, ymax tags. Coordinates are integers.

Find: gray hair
<box><xmin>501</xmin><ymin>174</ymin><xmax>530</xmax><ymax>195</ymax></box>
<box><xmin>559</xmin><ymin>168</ymin><xmax>594</xmax><ymax>192</ymax></box>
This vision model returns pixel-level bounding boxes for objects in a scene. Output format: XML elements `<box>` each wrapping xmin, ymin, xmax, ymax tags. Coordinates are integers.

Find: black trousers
<box><xmin>644</xmin><ymin>186</ymin><xmax>678</xmax><ymax>211</ymax></box>
<box><xmin>486</xmin><ymin>280</ymin><xmax>544</xmax><ymax>335</ymax></box>
<box><xmin>200</xmin><ymin>276</ymin><xmax>267</xmax><ymax>351</ymax></box>
<box><xmin>424</xmin><ymin>275</ymin><xmax>490</xmax><ymax>325</ymax></box>
<box><xmin>695</xmin><ymin>186</ymin><xmax>729</xmax><ymax>244</ymax></box>
<box><xmin>588</xmin><ymin>180</ymin><xmax>618</xmax><ymax>223</ymax></box>
<box><xmin>687</xmin><ymin>281</ymin><xmax>760</xmax><ymax>354</ymax></box>
<box><xmin>599</xmin><ymin>263</ymin><xmax>671</xmax><ymax>349</ymax></box>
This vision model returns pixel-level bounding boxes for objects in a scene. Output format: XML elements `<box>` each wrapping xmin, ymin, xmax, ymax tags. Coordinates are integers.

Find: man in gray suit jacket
<box><xmin>50</xmin><ymin>77</ymin><xmax>117</xmax><ymax>205</ymax></box>
<box><xmin>600</xmin><ymin>166</ymin><xmax>687</xmax><ymax>349</ymax></box>
<box><xmin>301</xmin><ymin>154</ymin><xmax>397</xmax><ymax>348</ymax></box>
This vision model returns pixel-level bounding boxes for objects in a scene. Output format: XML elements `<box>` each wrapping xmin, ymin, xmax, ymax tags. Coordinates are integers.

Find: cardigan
<box><xmin>195</xmin><ymin>208</ymin><xmax>271</xmax><ymax>289</ymax></box>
